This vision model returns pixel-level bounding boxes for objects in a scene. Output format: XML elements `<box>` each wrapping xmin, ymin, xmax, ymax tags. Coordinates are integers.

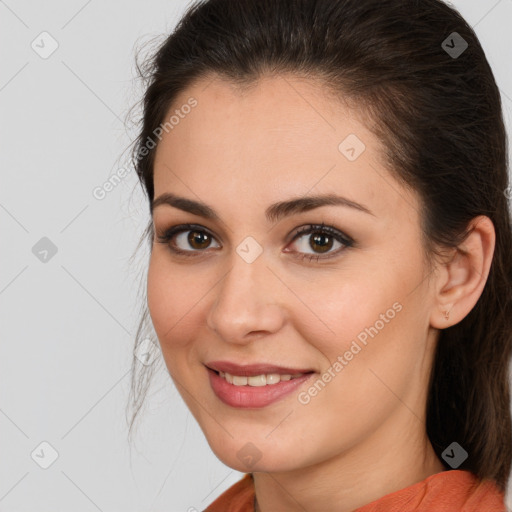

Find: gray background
<box><xmin>1</xmin><ymin>0</ymin><xmax>511</xmax><ymax>510</ymax></box>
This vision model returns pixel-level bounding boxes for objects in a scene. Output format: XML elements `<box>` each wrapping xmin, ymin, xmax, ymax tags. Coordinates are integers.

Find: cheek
<box><xmin>147</xmin><ymin>254</ymin><xmax>172</xmax><ymax>336</ymax></box>
<box><xmin>290</xmin><ymin>271</ymin><xmax>398</xmax><ymax>354</ymax></box>
<box><xmin>295</xmin><ymin>265</ymin><xmax>428</xmax><ymax>411</ymax></box>
<box><xmin>290</xmin><ymin>255</ymin><xmax>423</xmax><ymax>380</ymax></box>
<box><xmin>146</xmin><ymin>252</ymin><xmax>202</xmax><ymax>347</ymax></box>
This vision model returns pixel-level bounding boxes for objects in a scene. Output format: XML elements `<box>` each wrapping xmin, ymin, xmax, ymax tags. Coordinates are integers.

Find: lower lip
<box><xmin>207</xmin><ymin>367</ymin><xmax>314</xmax><ymax>408</ymax></box>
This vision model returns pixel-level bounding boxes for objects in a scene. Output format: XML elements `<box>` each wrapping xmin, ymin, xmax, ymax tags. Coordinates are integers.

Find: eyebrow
<box><xmin>151</xmin><ymin>192</ymin><xmax>375</xmax><ymax>222</ymax></box>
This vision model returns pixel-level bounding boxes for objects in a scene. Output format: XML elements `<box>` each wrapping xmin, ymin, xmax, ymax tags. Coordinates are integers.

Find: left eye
<box><xmin>286</xmin><ymin>224</ymin><xmax>354</xmax><ymax>260</ymax></box>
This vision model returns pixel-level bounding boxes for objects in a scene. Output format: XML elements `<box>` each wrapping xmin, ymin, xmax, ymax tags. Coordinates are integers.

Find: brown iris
<box><xmin>310</xmin><ymin>232</ymin><xmax>333</xmax><ymax>253</ymax></box>
<box><xmin>188</xmin><ymin>230</ymin><xmax>211</xmax><ymax>250</ymax></box>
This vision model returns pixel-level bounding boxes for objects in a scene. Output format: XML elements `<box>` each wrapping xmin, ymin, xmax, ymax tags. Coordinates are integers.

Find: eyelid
<box><xmin>156</xmin><ymin>223</ymin><xmax>217</xmax><ymax>240</ymax></box>
<box><xmin>288</xmin><ymin>223</ymin><xmax>354</xmax><ymax>245</ymax></box>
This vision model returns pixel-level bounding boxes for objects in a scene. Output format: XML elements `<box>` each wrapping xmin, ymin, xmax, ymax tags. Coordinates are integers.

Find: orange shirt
<box><xmin>204</xmin><ymin>470</ymin><xmax>506</xmax><ymax>512</ymax></box>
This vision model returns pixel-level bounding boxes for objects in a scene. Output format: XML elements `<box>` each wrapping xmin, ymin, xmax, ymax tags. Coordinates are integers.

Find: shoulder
<box><xmin>204</xmin><ymin>473</ymin><xmax>254</xmax><ymax>512</ymax></box>
<box><xmin>354</xmin><ymin>470</ymin><xmax>506</xmax><ymax>512</ymax></box>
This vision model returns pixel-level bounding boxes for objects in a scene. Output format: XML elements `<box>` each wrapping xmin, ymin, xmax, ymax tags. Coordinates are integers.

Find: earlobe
<box><xmin>430</xmin><ymin>215</ymin><xmax>495</xmax><ymax>329</ymax></box>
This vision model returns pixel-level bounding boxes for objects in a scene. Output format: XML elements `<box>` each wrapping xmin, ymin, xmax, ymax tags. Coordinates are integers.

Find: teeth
<box><xmin>233</xmin><ymin>375</ymin><xmax>248</xmax><ymax>386</ymax></box>
<box><xmin>218</xmin><ymin>371</ymin><xmax>304</xmax><ymax>386</ymax></box>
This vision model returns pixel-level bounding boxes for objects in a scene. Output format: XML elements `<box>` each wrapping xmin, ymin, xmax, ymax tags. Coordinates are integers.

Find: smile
<box><xmin>218</xmin><ymin>370</ymin><xmax>307</xmax><ymax>386</ymax></box>
<box><xmin>206</xmin><ymin>367</ymin><xmax>315</xmax><ymax>408</ymax></box>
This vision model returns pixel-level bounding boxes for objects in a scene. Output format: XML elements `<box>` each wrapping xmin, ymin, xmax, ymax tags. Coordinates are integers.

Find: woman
<box><xmin>127</xmin><ymin>0</ymin><xmax>512</xmax><ymax>510</ymax></box>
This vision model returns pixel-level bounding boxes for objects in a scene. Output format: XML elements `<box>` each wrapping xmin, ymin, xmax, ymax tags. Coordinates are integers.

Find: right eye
<box><xmin>156</xmin><ymin>224</ymin><xmax>221</xmax><ymax>257</ymax></box>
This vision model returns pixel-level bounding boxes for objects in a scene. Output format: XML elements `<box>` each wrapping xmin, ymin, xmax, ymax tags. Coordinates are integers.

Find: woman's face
<box><xmin>147</xmin><ymin>74</ymin><xmax>440</xmax><ymax>473</ymax></box>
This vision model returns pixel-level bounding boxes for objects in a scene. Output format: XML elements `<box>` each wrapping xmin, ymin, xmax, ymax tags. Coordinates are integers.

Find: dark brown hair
<box><xmin>126</xmin><ymin>0</ymin><xmax>512</xmax><ymax>491</ymax></box>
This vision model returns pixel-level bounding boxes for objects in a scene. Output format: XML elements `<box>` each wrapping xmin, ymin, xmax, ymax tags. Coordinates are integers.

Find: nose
<box><xmin>206</xmin><ymin>249</ymin><xmax>287</xmax><ymax>345</ymax></box>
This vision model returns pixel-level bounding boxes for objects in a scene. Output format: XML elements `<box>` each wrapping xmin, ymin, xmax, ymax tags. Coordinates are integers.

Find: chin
<box><xmin>206</xmin><ymin>434</ymin><xmax>310</xmax><ymax>474</ymax></box>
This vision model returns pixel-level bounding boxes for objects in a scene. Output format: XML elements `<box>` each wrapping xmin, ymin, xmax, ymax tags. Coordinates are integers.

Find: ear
<box><xmin>430</xmin><ymin>215</ymin><xmax>496</xmax><ymax>329</ymax></box>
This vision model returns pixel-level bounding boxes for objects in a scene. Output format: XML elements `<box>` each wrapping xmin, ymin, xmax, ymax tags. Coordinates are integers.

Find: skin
<box><xmin>147</xmin><ymin>73</ymin><xmax>495</xmax><ymax>512</ymax></box>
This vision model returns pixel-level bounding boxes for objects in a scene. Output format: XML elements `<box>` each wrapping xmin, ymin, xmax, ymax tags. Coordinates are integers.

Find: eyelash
<box><xmin>155</xmin><ymin>222</ymin><xmax>355</xmax><ymax>262</ymax></box>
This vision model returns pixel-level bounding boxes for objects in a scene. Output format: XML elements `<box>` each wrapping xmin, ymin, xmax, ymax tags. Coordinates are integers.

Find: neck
<box><xmin>252</xmin><ymin>414</ymin><xmax>445</xmax><ymax>512</ymax></box>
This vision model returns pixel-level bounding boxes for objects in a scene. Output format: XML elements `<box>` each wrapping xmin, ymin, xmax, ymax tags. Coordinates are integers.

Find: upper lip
<box><xmin>205</xmin><ymin>360</ymin><xmax>314</xmax><ymax>376</ymax></box>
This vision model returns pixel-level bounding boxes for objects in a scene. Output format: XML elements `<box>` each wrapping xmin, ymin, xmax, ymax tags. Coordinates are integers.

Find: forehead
<box><xmin>152</xmin><ymin>73</ymin><xmax>419</xmax><ymax>224</ymax></box>
<box><xmin>159</xmin><ymin>73</ymin><xmax>365</xmax><ymax>159</ymax></box>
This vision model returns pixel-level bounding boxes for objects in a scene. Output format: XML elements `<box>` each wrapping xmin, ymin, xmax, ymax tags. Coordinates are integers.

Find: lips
<box><xmin>205</xmin><ymin>360</ymin><xmax>316</xmax><ymax>408</ymax></box>
<box><xmin>205</xmin><ymin>360</ymin><xmax>314</xmax><ymax>376</ymax></box>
